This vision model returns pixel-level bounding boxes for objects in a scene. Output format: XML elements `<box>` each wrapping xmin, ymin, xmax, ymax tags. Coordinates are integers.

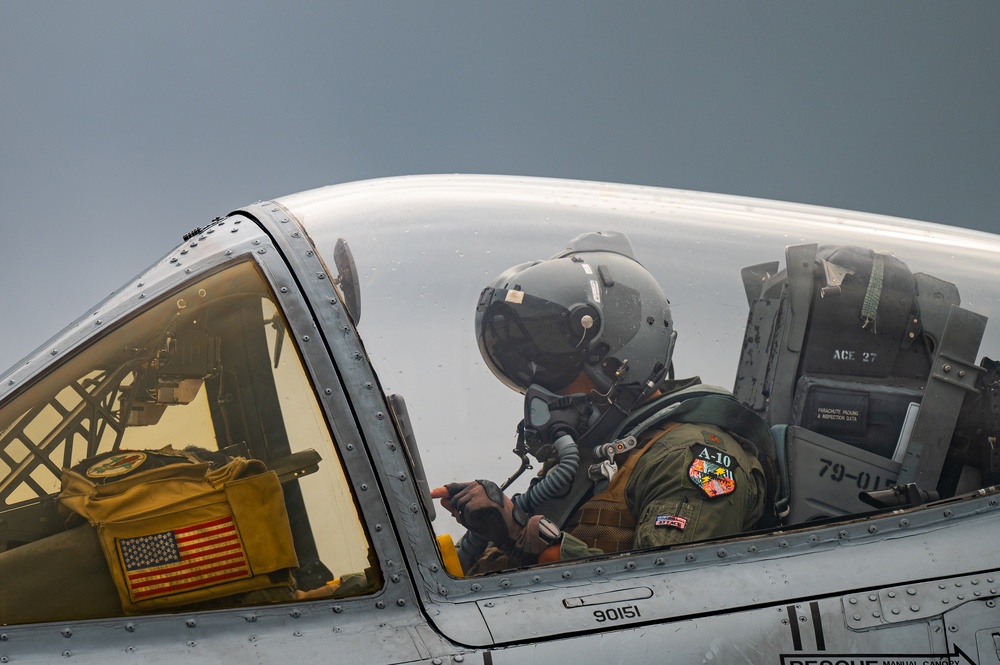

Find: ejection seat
<box><xmin>733</xmin><ymin>244</ymin><xmax>988</xmax><ymax>524</ymax></box>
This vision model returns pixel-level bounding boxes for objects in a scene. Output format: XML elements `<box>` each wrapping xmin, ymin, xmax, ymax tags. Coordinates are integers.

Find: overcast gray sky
<box><xmin>2</xmin><ymin>2</ymin><xmax>999</xmax><ymax>371</ymax></box>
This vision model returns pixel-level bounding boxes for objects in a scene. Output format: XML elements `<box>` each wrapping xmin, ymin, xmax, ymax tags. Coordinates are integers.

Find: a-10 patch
<box><xmin>688</xmin><ymin>433</ymin><xmax>739</xmax><ymax>498</ymax></box>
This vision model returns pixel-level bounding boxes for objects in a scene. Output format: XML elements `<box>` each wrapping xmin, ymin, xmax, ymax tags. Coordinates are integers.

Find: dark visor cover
<box><xmin>476</xmin><ymin>287</ymin><xmax>596</xmax><ymax>393</ymax></box>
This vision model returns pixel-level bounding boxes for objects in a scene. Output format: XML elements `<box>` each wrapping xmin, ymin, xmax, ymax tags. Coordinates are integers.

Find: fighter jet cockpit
<box><xmin>278</xmin><ymin>177</ymin><xmax>1000</xmax><ymax>572</ymax></box>
<box><xmin>2</xmin><ymin>176</ymin><xmax>1000</xmax><ymax>637</ymax></box>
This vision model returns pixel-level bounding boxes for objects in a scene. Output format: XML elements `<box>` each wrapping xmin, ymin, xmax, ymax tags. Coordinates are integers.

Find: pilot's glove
<box><xmin>435</xmin><ymin>480</ymin><xmax>553</xmax><ymax>560</ymax></box>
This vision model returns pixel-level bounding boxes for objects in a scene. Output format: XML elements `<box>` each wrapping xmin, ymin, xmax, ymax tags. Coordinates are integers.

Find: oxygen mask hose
<box><xmin>513</xmin><ymin>433</ymin><xmax>580</xmax><ymax>514</ymax></box>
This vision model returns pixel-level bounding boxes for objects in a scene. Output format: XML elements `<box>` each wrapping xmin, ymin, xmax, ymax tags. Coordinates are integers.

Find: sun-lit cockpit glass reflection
<box><xmin>0</xmin><ymin>260</ymin><xmax>379</xmax><ymax>624</ymax></box>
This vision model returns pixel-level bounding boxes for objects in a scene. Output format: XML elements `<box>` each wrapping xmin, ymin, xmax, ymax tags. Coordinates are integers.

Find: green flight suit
<box><xmin>559</xmin><ymin>421</ymin><xmax>766</xmax><ymax>559</ymax></box>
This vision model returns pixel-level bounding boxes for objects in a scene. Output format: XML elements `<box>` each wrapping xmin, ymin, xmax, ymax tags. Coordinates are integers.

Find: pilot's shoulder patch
<box><xmin>688</xmin><ymin>442</ymin><xmax>737</xmax><ymax>498</ymax></box>
<box><xmin>655</xmin><ymin>515</ymin><xmax>687</xmax><ymax>530</ymax></box>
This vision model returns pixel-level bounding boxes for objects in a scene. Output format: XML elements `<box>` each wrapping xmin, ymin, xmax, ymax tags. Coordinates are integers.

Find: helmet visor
<box><xmin>476</xmin><ymin>288</ymin><xmax>589</xmax><ymax>393</ymax></box>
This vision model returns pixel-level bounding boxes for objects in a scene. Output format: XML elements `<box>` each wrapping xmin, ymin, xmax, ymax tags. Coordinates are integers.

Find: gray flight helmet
<box><xmin>475</xmin><ymin>231</ymin><xmax>676</xmax><ymax>399</ymax></box>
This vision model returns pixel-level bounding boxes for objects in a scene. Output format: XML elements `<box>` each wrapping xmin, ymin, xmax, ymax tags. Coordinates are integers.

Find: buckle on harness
<box><xmin>588</xmin><ymin>436</ymin><xmax>639</xmax><ymax>483</ymax></box>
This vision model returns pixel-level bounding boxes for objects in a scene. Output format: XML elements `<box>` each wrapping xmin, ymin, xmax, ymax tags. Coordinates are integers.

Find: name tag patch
<box><xmin>689</xmin><ymin>439</ymin><xmax>738</xmax><ymax>498</ymax></box>
<box><xmin>655</xmin><ymin>515</ymin><xmax>688</xmax><ymax>530</ymax></box>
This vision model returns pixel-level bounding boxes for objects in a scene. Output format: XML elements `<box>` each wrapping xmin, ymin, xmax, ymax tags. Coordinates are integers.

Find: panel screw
<box><xmin>61</xmin><ymin>629</ymin><xmax>72</xmax><ymax>638</ymax></box>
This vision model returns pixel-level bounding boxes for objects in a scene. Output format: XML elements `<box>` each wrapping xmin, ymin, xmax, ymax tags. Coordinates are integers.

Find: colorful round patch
<box><xmin>688</xmin><ymin>458</ymin><xmax>736</xmax><ymax>497</ymax></box>
<box><xmin>86</xmin><ymin>452</ymin><xmax>148</xmax><ymax>478</ymax></box>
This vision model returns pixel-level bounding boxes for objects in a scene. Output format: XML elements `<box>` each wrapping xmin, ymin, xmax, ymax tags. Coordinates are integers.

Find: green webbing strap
<box><xmin>625</xmin><ymin>393</ymin><xmax>775</xmax><ymax>462</ymax></box>
<box><xmin>861</xmin><ymin>250</ymin><xmax>890</xmax><ymax>330</ymax></box>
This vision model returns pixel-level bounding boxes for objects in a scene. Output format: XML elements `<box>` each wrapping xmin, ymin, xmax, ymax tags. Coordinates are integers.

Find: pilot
<box><xmin>434</xmin><ymin>231</ymin><xmax>775</xmax><ymax>573</ymax></box>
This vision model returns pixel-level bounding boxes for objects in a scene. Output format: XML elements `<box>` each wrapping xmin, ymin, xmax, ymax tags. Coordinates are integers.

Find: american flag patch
<box><xmin>118</xmin><ymin>515</ymin><xmax>251</xmax><ymax>601</ymax></box>
<box><xmin>655</xmin><ymin>515</ymin><xmax>687</xmax><ymax>530</ymax></box>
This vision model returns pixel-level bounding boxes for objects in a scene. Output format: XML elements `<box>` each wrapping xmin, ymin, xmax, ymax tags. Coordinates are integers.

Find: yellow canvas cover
<box><xmin>58</xmin><ymin>447</ymin><xmax>298</xmax><ymax>613</ymax></box>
